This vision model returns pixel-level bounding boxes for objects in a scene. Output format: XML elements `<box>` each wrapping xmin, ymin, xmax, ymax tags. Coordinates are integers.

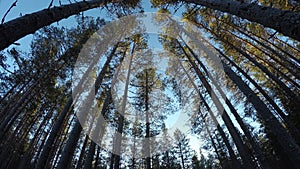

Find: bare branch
<box><xmin>1</xmin><ymin>0</ymin><xmax>18</xmax><ymax>24</ymax></box>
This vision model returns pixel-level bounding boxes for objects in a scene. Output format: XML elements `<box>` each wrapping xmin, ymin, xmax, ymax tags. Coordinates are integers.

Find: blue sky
<box><xmin>0</xmin><ymin>0</ymin><xmax>208</xmax><ymax>159</ymax></box>
<box><xmin>0</xmin><ymin>0</ymin><xmax>160</xmax><ymax>51</ymax></box>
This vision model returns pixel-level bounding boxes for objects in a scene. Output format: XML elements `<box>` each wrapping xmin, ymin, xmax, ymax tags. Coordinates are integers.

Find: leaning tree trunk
<box><xmin>184</xmin><ymin>44</ymin><xmax>270</xmax><ymax>169</ymax></box>
<box><xmin>56</xmin><ymin>44</ymin><xmax>118</xmax><ymax>169</ymax></box>
<box><xmin>178</xmin><ymin>40</ymin><xmax>257</xmax><ymax>168</ymax></box>
<box><xmin>0</xmin><ymin>0</ymin><xmax>112</xmax><ymax>51</ymax></box>
<box><xmin>182</xmin><ymin>0</ymin><xmax>300</xmax><ymax>41</ymax></box>
<box><xmin>179</xmin><ymin>59</ymin><xmax>242</xmax><ymax>169</ymax></box>
<box><xmin>191</xmin><ymin>20</ymin><xmax>300</xmax><ymax>102</ymax></box>
<box><xmin>83</xmin><ymin>92</ymin><xmax>112</xmax><ymax>169</ymax></box>
<box><xmin>217</xmin><ymin>50</ymin><xmax>300</xmax><ymax>168</ymax></box>
<box><xmin>34</xmin><ymin>43</ymin><xmax>99</xmax><ymax>169</ymax></box>
<box><xmin>219</xmin><ymin>51</ymin><xmax>300</xmax><ymax>144</ymax></box>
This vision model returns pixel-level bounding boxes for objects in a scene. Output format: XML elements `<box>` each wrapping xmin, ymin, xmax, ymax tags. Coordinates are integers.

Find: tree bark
<box><xmin>182</xmin><ymin>0</ymin><xmax>300</xmax><ymax>41</ymax></box>
<box><xmin>179</xmin><ymin>58</ymin><xmax>242</xmax><ymax>169</ymax></box>
<box><xmin>56</xmin><ymin>44</ymin><xmax>118</xmax><ymax>169</ymax></box>
<box><xmin>182</xmin><ymin>39</ymin><xmax>271</xmax><ymax>169</ymax></box>
<box><xmin>113</xmin><ymin>43</ymin><xmax>135</xmax><ymax>169</ymax></box>
<box><xmin>0</xmin><ymin>0</ymin><xmax>111</xmax><ymax>51</ymax></box>
<box><xmin>191</xmin><ymin>20</ymin><xmax>300</xmax><ymax>102</ymax></box>
<box><xmin>35</xmin><ymin>97</ymin><xmax>73</xmax><ymax>169</ymax></box>
<box><xmin>145</xmin><ymin>70</ymin><xmax>151</xmax><ymax>169</ymax></box>
<box><xmin>178</xmin><ymin>40</ymin><xmax>257</xmax><ymax>168</ymax></box>
<box><xmin>83</xmin><ymin>92</ymin><xmax>112</xmax><ymax>169</ymax></box>
<box><xmin>218</xmin><ymin>51</ymin><xmax>300</xmax><ymax>168</ymax></box>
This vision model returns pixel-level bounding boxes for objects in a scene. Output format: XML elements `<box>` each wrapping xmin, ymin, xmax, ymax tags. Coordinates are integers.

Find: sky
<box><xmin>0</xmin><ymin>0</ymin><xmax>208</xmax><ymax>158</ymax></box>
<box><xmin>0</xmin><ymin>0</ymin><xmax>183</xmax><ymax>51</ymax></box>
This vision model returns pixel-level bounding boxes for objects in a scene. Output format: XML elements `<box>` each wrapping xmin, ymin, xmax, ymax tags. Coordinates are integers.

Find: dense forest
<box><xmin>0</xmin><ymin>0</ymin><xmax>299</xmax><ymax>169</ymax></box>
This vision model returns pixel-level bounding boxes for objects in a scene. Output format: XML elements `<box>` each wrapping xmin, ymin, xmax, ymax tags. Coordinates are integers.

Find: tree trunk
<box><xmin>179</xmin><ymin>58</ymin><xmax>242</xmax><ymax>169</ymax></box>
<box><xmin>220</xmin><ymin>51</ymin><xmax>300</xmax><ymax>144</ymax></box>
<box><xmin>0</xmin><ymin>0</ymin><xmax>112</xmax><ymax>51</ymax></box>
<box><xmin>56</xmin><ymin>44</ymin><xmax>118</xmax><ymax>169</ymax></box>
<box><xmin>113</xmin><ymin>43</ymin><xmax>135</xmax><ymax>169</ymax></box>
<box><xmin>210</xmin><ymin>14</ymin><xmax>300</xmax><ymax>67</ymax></box>
<box><xmin>181</xmin><ymin>38</ymin><xmax>271</xmax><ymax>169</ymax></box>
<box><xmin>182</xmin><ymin>0</ymin><xmax>300</xmax><ymax>41</ymax></box>
<box><xmin>178</xmin><ymin>40</ymin><xmax>257</xmax><ymax>168</ymax></box>
<box><xmin>75</xmin><ymin>135</ymin><xmax>89</xmax><ymax>169</ymax></box>
<box><xmin>145</xmin><ymin>70</ymin><xmax>151</xmax><ymax>169</ymax></box>
<box><xmin>179</xmin><ymin>143</ymin><xmax>185</xmax><ymax>169</ymax></box>
<box><xmin>220</xmin><ymin>27</ymin><xmax>300</xmax><ymax>81</ymax></box>
<box><xmin>191</xmin><ymin>19</ymin><xmax>300</xmax><ymax>102</ymax></box>
<box><xmin>218</xmin><ymin>51</ymin><xmax>300</xmax><ymax>168</ymax></box>
<box><xmin>83</xmin><ymin>92</ymin><xmax>112</xmax><ymax>169</ymax></box>
<box><xmin>35</xmin><ymin>97</ymin><xmax>73</xmax><ymax>169</ymax></box>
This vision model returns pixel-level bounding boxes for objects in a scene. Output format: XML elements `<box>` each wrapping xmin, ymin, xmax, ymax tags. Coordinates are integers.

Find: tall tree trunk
<box><xmin>145</xmin><ymin>70</ymin><xmax>151</xmax><ymax>169</ymax></box>
<box><xmin>177</xmin><ymin>40</ymin><xmax>257</xmax><ymax>168</ymax></box>
<box><xmin>217</xmin><ymin>50</ymin><xmax>300</xmax><ymax>168</ymax></box>
<box><xmin>0</xmin><ymin>84</ymin><xmax>36</xmax><ymax>142</ymax></box>
<box><xmin>190</xmin><ymin>19</ymin><xmax>300</xmax><ymax>102</ymax></box>
<box><xmin>113</xmin><ymin>43</ymin><xmax>135</xmax><ymax>169</ymax></box>
<box><xmin>219</xmin><ymin>51</ymin><xmax>300</xmax><ymax>144</ymax></box>
<box><xmin>75</xmin><ymin>135</ymin><xmax>89</xmax><ymax>169</ymax></box>
<box><xmin>179</xmin><ymin>143</ymin><xmax>185</xmax><ymax>169</ymax></box>
<box><xmin>181</xmin><ymin>38</ymin><xmax>271</xmax><ymax>169</ymax></box>
<box><xmin>35</xmin><ymin>97</ymin><xmax>73</xmax><ymax>169</ymax></box>
<box><xmin>35</xmin><ymin>43</ymin><xmax>118</xmax><ymax>169</ymax></box>
<box><xmin>0</xmin><ymin>0</ymin><xmax>112</xmax><ymax>51</ymax></box>
<box><xmin>181</xmin><ymin>0</ymin><xmax>300</xmax><ymax>41</ymax></box>
<box><xmin>83</xmin><ymin>92</ymin><xmax>112</xmax><ymax>169</ymax></box>
<box><xmin>220</xmin><ymin>27</ymin><xmax>300</xmax><ymax>81</ymax></box>
<box><xmin>56</xmin><ymin>44</ymin><xmax>118</xmax><ymax>169</ymax></box>
<box><xmin>94</xmin><ymin>146</ymin><xmax>101</xmax><ymax>169</ymax></box>
<box><xmin>213</xmin><ymin>15</ymin><xmax>300</xmax><ymax>67</ymax></box>
<box><xmin>179</xmin><ymin>58</ymin><xmax>242</xmax><ymax>169</ymax></box>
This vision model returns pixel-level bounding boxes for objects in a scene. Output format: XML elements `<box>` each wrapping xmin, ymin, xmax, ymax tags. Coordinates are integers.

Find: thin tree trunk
<box><xmin>113</xmin><ymin>43</ymin><xmax>135</xmax><ymax>169</ymax></box>
<box><xmin>220</xmin><ymin>51</ymin><xmax>300</xmax><ymax>144</ymax></box>
<box><xmin>83</xmin><ymin>92</ymin><xmax>112</xmax><ymax>169</ymax></box>
<box><xmin>181</xmin><ymin>38</ymin><xmax>271</xmax><ymax>169</ymax></box>
<box><xmin>178</xmin><ymin>40</ymin><xmax>257</xmax><ymax>168</ymax></box>
<box><xmin>56</xmin><ymin>44</ymin><xmax>118</xmax><ymax>169</ymax></box>
<box><xmin>179</xmin><ymin>143</ymin><xmax>185</xmax><ymax>169</ymax></box>
<box><xmin>75</xmin><ymin>135</ymin><xmax>89</xmax><ymax>169</ymax></box>
<box><xmin>145</xmin><ymin>70</ymin><xmax>151</xmax><ymax>169</ymax></box>
<box><xmin>217</xmin><ymin>50</ymin><xmax>300</xmax><ymax>168</ymax></box>
<box><xmin>221</xmin><ymin>27</ymin><xmax>300</xmax><ymax>81</ymax></box>
<box><xmin>214</xmin><ymin>16</ymin><xmax>300</xmax><ymax>67</ymax></box>
<box><xmin>191</xmin><ymin>20</ymin><xmax>300</xmax><ymax>102</ymax></box>
<box><xmin>35</xmin><ymin>97</ymin><xmax>73</xmax><ymax>169</ymax></box>
<box><xmin>36</xmin><ymin>43</ymin><xmax>118</xmax><ymax>169</ymax></box>
<box><xmin>94</xmin><ymin>146</ymin><xmax>100</xmax><ymax>169</ymax></box>
<box><xmin>0</xmin><ymin>85</ymin><xmax>36</xmax><ymax>142</ymax></box>
<box><xmin>179</xmin><ymin>58</ymin><xmax>242</xmax><ymax>169</ymax></box>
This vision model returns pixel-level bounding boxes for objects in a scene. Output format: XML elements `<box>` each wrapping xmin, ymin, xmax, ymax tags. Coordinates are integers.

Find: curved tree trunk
<box><xmin>0</xmin><ymin>0</ymin><xmax>113</xmax><ymax>51</ymax></box>
<box><xmin>182</xmin><ymin>0</ymin><xmax>300</xmax><ymax>41</ymax></box>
